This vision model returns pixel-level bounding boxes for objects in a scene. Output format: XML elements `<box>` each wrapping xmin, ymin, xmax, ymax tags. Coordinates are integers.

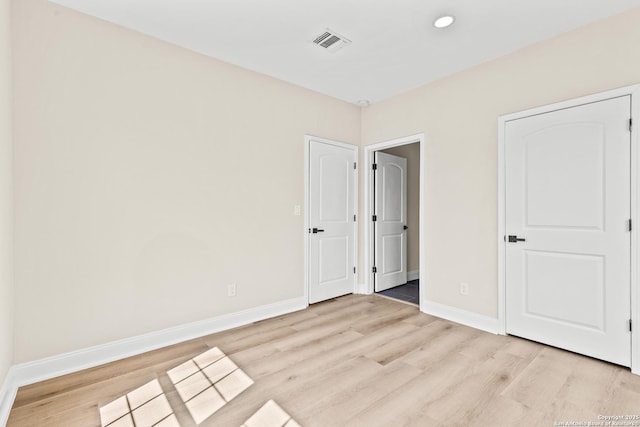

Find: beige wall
<box><xmin>0</xmin><ymin>0</ymin><xmax>13</xmax><ymax>385</ymax></box>
<box><xmin>380</xmin><ymin>143</ymin><xmax>420</xmax><ymax>273</ymax></box>
<box><xmin>362</xmin><ymin>7</ymin><xmax>640</xmax><ymax>318</ymax></box>
<box><xmin>12</xmin><ymin>0</ymin><xmax>360</xmax><ymax>362</ymax></box>
<box><xmin>11</xmin><ymin>0</ymin><xmax>640</xmax><ymax>366</ymax></box>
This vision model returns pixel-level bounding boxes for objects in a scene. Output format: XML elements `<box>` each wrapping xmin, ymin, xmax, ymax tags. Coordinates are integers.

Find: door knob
<box><xmin>312</xmin><ymin>228</ymin><xmax>325</xmax><ymax>234</ymax></box>
<box><xmin>403</xmin><ymin>225</ymin><xmax>408</xmax><ymax>230</ymax></box>
<box><xmin>508</xmin><ymin>235</ymin><xmax>526</xmax><ymax>243</ymax></box>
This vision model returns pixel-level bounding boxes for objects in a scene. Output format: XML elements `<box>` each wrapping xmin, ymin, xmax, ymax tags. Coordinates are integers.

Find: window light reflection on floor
<box><xmin>167</xmin><ymin>346</ymin><xmax>254</xmax><ymax>425</ymax></box>
<box><xmin>243</xmin><ymin>400</ymin><xmax>301</xmax><ymax>427</ymax></box>
<box><xmin>99</xmin><ymin>379</ymin><xmax>180</xmax><ymax>427</ymax></box>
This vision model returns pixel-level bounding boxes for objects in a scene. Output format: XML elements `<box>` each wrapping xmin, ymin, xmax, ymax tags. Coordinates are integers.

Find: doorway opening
<box><xmin>364</xmin><ymin>134</ymin><xmax>425</xmax><ymax>310</ymax></box>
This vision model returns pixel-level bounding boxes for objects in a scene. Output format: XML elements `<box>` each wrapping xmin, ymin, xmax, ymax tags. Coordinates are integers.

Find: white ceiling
<box><xmin>49</xmin><ymin>0</ymin><xmax>640</xmax><ymax>105</ymax></box>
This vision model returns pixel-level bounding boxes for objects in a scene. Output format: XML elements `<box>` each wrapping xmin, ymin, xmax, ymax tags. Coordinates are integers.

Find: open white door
<box><xmin>374</xmin><ymin>152</ymin><xmax>408</xmax><ymax>292</ymax></box>
<box><xmin>505</xmin><ymin>96</ymin><xmax>632</xmax><ymax>366</ymax></box>
<box><xmin>308</xmin><ymin>139</ymin><xmax>356</xmax><ymax>304</ymax></box>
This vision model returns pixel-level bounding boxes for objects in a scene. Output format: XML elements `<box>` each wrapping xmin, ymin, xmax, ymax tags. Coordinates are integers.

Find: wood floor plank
<box><xmin>501</xmin><ymin>334</ymin><xmax>544</xmax><ymax>359</ymax></box>
<box><xmin>8</xmin><ymin>344</ymin><xmax>212</xmax><ymax>425</ymax></box>
<box><xmin>8</xmin><ymin>294</ymin><xmax>640</xmax><ymax>427</ymax></box>
<box><xmin>598</xmin><ymin>369</ymin><xmax>640</xmax><ymax>415</ymax></box>
<box><xmin>11</xmin><ymin>339</ymin><xmax>207</xmax><ymax>408</ymax></box>
<box><xmin>465</xmin><ymin>395</ymin><xmax>539</xmax><ymax>427</ymax></box>
<box><xmin>343</xmin><ymin>351</ymin><xmax>478</xmax><ymax>427</ymax></box>
<box><xmin>421</xmin><ymin>350</ymin><xmax>531</xmax><ymax>424</ymax></box>
<box><xmin>555</xmin><ymin>353</ymin><xmax>619</xmax><ymax>410</ymax></box>
<box><xmin>500</xmin><ymin>346</ymin><xmax>576</xmax><ymax>409</ymax></box>
<box><xmin>363</xmin><ymin>323</ymin><xmax>432</xmax><ymax>365</ymax></box>
<box><xmin>301</xmin><ymin>361</ymin><xmax>423</xmax><ymax>425</ymax></box>
<box><xmin>398</xmin><ymin>320</ymin><xmax>481</xmax><ymax>371</ymax></box>
<box><xmin>289</xmin><ymin>300</ymin><xmax>377</xmax><ymax>332</ymax></box>
<box><xmin>614</xmin><ymin>366</ymin><xmax>640</xmax><ymax>394</ymax></box>
<box><xmin>400</xmin><ymin>311</ymin><xmax>438</xmax><ymax>327</ymax></box>
<box><xmin>271</xmin><ymin>356</ymin><xmax>384</xmax><ymax>425</ymax></box>
<box><xmin>234</xmin><ymin>330</ymin><xmax>363</xmax><ymax>380</ymax></box>
<box><xmin>273</xmin><ymin>322</ymin><xmax>359</xmax><ymax>353</ymax></box>
<box><xmin>536</xmin><ymin>400</ymin><xmax>601</xmax><ymax>427</ymax></box>
<box><xmin>349</xmin><ymin>304</ymin><xmax>418</xmax><ymax>335</ymax></box>
<box><xmin>210</xmin><ymin>324</ymin><xmax>299</xmax><ymax>355</ymax></box>
<box><xmin>457</xmin><ymin>329</ymin><xmax>513</xmax><ymax>361</ymax></box>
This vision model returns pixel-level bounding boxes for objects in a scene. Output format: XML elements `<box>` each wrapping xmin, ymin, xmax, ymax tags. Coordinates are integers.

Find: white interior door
<box><xmin>374</xmin><ymin>152</ymin><xmax>408</xmax><ymax>292</ymax></box>
<box><xmin>505</xmin><ymin>96</ymin><xmax>632</xmax><ymax>366</ymax></box>
<box><xmin>309</xmin><ymin>139</ymin><xmax>356</xmax><ymax>304</ymax></box>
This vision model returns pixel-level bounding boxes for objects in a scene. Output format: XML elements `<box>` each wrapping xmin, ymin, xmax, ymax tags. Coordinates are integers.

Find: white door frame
<box><xmin>374</xmin><ymin>151</ymin><xmax>408</xmax><ymax>292</ymax></box>
<box><xmin>304</xmin><ymin>135</ymin><xmax>358</xmax><ymax>304</ymax></box>
<box><xmin>498</xmin><ymin>85</ymin><xmax>640</xmax><ymax>374</ymax></box>
<box><xmin>363</xmin><ymin>133</ymin><xmax>426</xmax><ymax>312</ymax></box>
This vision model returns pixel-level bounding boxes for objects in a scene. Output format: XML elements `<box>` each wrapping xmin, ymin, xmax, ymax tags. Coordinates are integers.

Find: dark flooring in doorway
<box><xmin>377</xmin><ymin>279</ymin><xmax>419</xmax><ymax>305</ymax></box>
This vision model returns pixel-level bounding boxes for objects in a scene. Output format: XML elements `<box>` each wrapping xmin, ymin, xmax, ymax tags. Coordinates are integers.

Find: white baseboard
<box><xmin>354</xmin><ymin>283</ymin><xmax>370</xmax><ymax>295</ymax></box>
<box><xmin>407</xmin><ymin>270</ymin><xmax>419</xmax><ymax>281</ymax></box>
<box><xmin>421</xmin><ymin>300</ymin><xmax>499</xmax><ymax>334</ymax></box>
<box><xmin>0</xmin><ymin>368</ymin><xmax>17</xmax><ymax>427</ymax></box>
<box><xmin>7</xmin><ymin>296</ymin><xmax>307</xmax><ymax>395</ymax></box>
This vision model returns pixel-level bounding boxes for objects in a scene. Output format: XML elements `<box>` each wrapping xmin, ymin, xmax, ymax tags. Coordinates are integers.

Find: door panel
<box><xmin>309</xmin><ymin>140</ymin><xmax>355</xmax><ymax>304</ymax></box>
<box><xmin>525</xmin><ymin>123</ymin><xmax>604</xmax><ymax>229</ymax></box>
<box><xmin>319</xmin><ymin>155</ymin><xmax>349</xmax><ymax>222</ymax></box>
<box><xmin>524</xmin><ymin>250</ymin><xmax>604</xmax><ymax>330</ymax></box>
<box><xmin>375</xmin><ymin>152</ymin><xmax>407</xmax><ymax>292</ymax></box>
<box><xmin>505</xmin><ymin>96</ymin><xmax>631</xmax><ymax>366</ymax></box>
<box><xmin>319</xmin><ymin>236</ymin><xmax>349</xmax><ymax>283</ymax></box>
<box><xmin>383</xmin><ymin>165</ymin><xmax>403</xmax><ymax>221</ymax></box>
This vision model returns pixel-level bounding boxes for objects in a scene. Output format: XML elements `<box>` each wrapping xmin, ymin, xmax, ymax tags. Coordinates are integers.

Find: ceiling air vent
<box><xmin>312</xmin><ymin>29</ymin><xmax>351</xmax><ymax>52</ymax></box>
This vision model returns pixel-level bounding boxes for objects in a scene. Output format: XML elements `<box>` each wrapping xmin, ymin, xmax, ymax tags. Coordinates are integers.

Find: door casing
<box><xmin>498</xmin><ymin>85</ymin><xmax>640</xmax><ymax>374</ymax></box>
<box><xmin>363</xmin><ymin>133</ymin><xmax>425</xmax><ymax>311</ymax></box>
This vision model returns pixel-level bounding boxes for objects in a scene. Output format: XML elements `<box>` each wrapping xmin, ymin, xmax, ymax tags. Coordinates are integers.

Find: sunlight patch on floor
<box><xmin>167</xmin><ymin>346</ymin><xmax>254</xmax><ymax>424</ymax></box>
<box><xmin>243</xmin><ymin>400</ymin><xmax>300</xmax><ymax>427</ymax></box>
<box><xmin>99</xmin><ymin>347</ymin><xmax>259</xmax><ymax>426</ymax></box>
<box><xmin>99</xmin><ymin>379</ymin><xmax>180</xmax><ymax>427</ymax></box>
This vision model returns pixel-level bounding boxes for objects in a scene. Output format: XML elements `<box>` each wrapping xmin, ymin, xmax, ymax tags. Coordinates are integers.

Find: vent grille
<box><xmin>313</xmin><ymin>32</ymin><xmax>332</xmax><ymax>44</ymax></box>
<box><xmin>320</xmin><ymin>35</ymin><xmax>341</xmax><ymax>48</ymax></box>
<box><xmin>312</xmin><ymin>29</ymin><xmax>351</xmax><ymax>52</ymax></box>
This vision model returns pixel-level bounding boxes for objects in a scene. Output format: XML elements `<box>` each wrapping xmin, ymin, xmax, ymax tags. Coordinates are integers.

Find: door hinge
<box><xmin>629</xmin><ymin>319</ymin><xmax>633</xmax><ymax>332</ymax></box>
<box><xmin>353</xmin><ymin>266</ymin><xmax>356</xmax><ymax>274</ymax></box>
<box><xmin>372</xmin><ymin>163</ymin><xmax>378</xmax><ymax>170</ymax></box>
<box><xmin>372</xmin><ymin>266</ymin><xmax>377</xmax><ymax>273</ymax></box>
<box><xmin>630</xmin><ymin>118</ymin><xmax>633</xmax><ymax>132</ymax></box>
<box><xmin>372</xmin><ymin>215</ymin><xmax>377</xmax><ymax>222</ymax></box>
<box><xmin>354</xmin><ymin>162</ymin><xmax>357</xmax><ymax>170</ymax></box>
<box><xmin>354</xmin><ymin>214</ymin><xmax>356</xmax><ymax>222</ymax></box>
<box><xmin>630</xmin><ymin>218</ymin><xmax>633</xmax><ymax>232</ymax></box>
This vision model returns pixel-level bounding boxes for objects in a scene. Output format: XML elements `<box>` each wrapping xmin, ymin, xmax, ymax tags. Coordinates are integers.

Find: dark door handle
<box><xmin>403</xmin><ymin>225</ymin><xmax>408</xmax><ymax>230</ymax></box>
<box><xmin>508</xmin><ymin>235</ymin><xmax>526</xmax><ymax>243</ymax></box>
<box><xmin>312</xmin><ymin>228</ymin><xmax>325</xmax><ymax>234</ymax></box>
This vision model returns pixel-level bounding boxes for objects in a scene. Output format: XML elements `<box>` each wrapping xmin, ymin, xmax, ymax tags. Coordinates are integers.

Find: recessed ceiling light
<box><xmin>434</xmin><ymin>15</ymin><xmax>455</xmax><ymax>29</ymax></box>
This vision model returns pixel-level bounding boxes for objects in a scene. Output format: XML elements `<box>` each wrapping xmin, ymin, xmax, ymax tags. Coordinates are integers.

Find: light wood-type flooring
<box><xmin>7</xmin><ymin>294</ymin><xmax>640</xmax><ymax>426</ymax></box>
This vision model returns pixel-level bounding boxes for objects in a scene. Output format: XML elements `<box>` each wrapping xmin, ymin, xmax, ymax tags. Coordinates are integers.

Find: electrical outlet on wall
<box><xmin>460</xmin><ymin>282</ymin><xmax>469</xmax><ymax>296</ymax></box>
<box><xmin>227</xmin><ymin>284</ymin><xmax>237</xmax><ymax>297</ymax></box>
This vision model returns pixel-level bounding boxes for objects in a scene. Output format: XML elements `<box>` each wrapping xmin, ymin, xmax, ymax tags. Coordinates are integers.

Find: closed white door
<box><xmin>505</xmin><ymin>96</ymin><xmax>631</xmax><ymax>366</ymax></box>
<box><xmin>374</xmin><ymin>152</ymin><xmax>408</xmax><ymax>292</ymax></box>
<box><xmin>309</xmin><ymin>139</ymin><xmax>356</xmax><ymax>304</ymax></box>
